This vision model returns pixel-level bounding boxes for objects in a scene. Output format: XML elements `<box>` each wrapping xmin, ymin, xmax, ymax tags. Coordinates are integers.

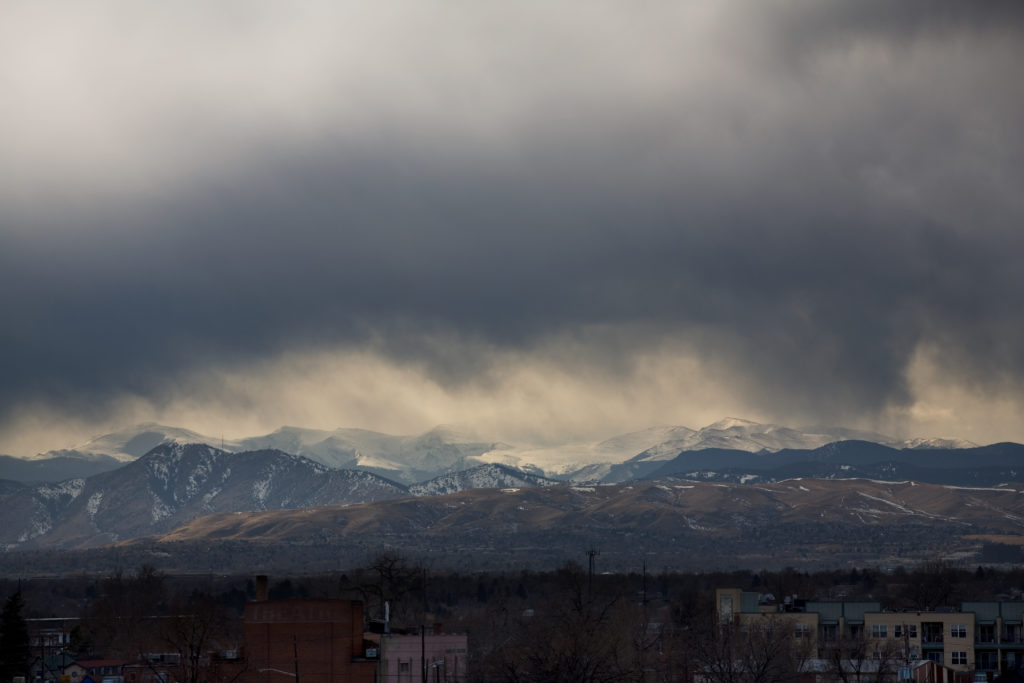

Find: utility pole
<box><xmin>586</xmin><ymin>548</ymin><xmax>600</xmax><ymax>598</ymax></box>
<box><xmin>422</xmin><ymin>567</ymin><xmax>428</xmax><ymax>683</ymax></box>
<box><xmin>640</xmin><ymin>560</ymin><xmax>650</xmax><ymax>683</ymax></box>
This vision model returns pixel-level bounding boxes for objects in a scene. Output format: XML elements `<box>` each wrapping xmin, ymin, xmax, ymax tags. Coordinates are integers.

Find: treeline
<box><xmin>9</xmin><ymin>558</ymin><xmax>1024</xmax><ymax>633</ymax></box>
<box><xmin>5</xmin><ymin>558</ymin><xmax>1024</xmax><ymax>682</ymax></box>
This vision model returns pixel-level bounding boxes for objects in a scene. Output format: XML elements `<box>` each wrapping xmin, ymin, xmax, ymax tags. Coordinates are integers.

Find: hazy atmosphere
<box><xmin>3</xmin><ymin>0</ymin><xmax>1023</xmax><ymax>456</ymax></box>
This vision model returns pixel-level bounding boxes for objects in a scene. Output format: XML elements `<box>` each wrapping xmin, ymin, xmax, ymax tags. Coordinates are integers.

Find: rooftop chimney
<box><xmin>255</xmin><ymin>575</ymin><xmax>268</xmax><ymax>601</ymax></box>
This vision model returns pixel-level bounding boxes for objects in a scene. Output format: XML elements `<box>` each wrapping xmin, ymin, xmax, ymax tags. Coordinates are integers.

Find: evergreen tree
<box><xmin>0</xmin><ymin>591</ymin><xmax>30</xmax><ymax>683</ymax></box>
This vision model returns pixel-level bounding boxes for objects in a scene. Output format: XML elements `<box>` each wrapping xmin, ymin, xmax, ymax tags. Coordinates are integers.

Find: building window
<box><xmin>951</xmin><ymin>624</ymin><xmax>967</xmax><ymax>638</ymax></box>
<box><xmin>927</xmin><ymin>652</ymin><xmax>943</xmax><ymax>665</ymax></box>
<box><xmin>871</xmin><ymin>624</ymin><xmax>888</xmax><ymax>638</ymax></box>
<box><xmin>794</xmin><ymin>624</ymin><xmax>810</xmax><ymax>638</ymax></box>
<box><xmin>719</xmin><ymin>594</ymin><xmax>733</xmax><ymax>621</ymax></box>
<box><xmin>951</xmin><ymin>651</ymin><xmax>967</xmax><ymax>666</ymax></box>
<box><xmin>399</xmin><ymin>662</ymin><xmax>410</xmax><ymax>673</ymax></box>
<box><xmin>895</xmin><ymin>624</ymin><xmax>918</xmax><ymax>638</ymax></box>
<box><xmin>821</xmin><ymin>624</ymin><xmax>838</xmax><ymax>641</ymax></box>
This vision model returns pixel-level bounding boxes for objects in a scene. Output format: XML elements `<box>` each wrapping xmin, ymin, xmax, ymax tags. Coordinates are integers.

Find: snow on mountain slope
<box><xmin>474</xmin><ymin>426</ymin><xmax>701</xmax><ymax>478</ymax></box>
<box><xmin>900</xmin><ymin>437</ymin><xmax>979</xmax><ymax>450</ymax></box>
<box><xmin>625</xmin><ymin>419</ymin><xmax>902</xmax><ymax>466</ymax></box>
<box><xmin>238</xmin><ymin>426</ymin><xmax>377</xmax><ymax>469</ymax></box>
<box><xmin>476</xmin><ymin>420</ymin><xmax>871</xmax><ymax>478</ymax></box>
<box><xmin>0</xmin><ymin>442</ymin><xmax>409</xmax><ymax>550</ymax></box>
<box><xmin>35</xmin><ymin>423</ymin><xmax>235</xmax><ymax>462</ymax></box>
<box><xmin>238</xmin><ymin>426</ymin><xmax>338</xmax><ymax>456</ymax></box>
<box><xmin>408</xmin><ymin>463</ymin><xmax>558</xmax><ymax>496</ymax></box>
<box><xmin>683</xmin><ymin>418</ymin><xmax>843</xmax><ymax>454</ymax></box>
<box><xmin>11</xmin><ymin>418</ymin><xmax>989</xmax><ymax>487</ymax></box>
<box><xmin>236</xmin><ymin>424</ymin><xmax>509</xmax><ymax>482</ymax></box>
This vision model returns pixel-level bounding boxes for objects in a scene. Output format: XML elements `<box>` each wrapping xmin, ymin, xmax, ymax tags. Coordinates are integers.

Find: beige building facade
<box><xmin>717</xmin><ymin>588</ymin><xmax>1024</xmax><ymax>678</ymax></box>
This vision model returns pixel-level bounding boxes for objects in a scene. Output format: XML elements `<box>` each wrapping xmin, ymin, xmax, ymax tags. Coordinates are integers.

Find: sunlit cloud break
<box><xmin>1</xmin><ymin>1</ymin><xmax>1023</xmax><ymax>455</ymax></box>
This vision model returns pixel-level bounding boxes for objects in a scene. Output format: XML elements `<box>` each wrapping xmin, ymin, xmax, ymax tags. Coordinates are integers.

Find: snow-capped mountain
<box><xmin>0</xmin><ymin>418</ymin><xmax>1017</xmax><ymax>555</ymax></box>
<box><xmin>0</xmin><ymin>443</ymin><xmax>407</xmax><ymax>549</ymax></box>
<box><xmin>32</xmin><ymin>423</ymin><xmax>233</xmax><ymax>462</ymax></box>
<box><xmin>477</xmin><ymin>418</ymin><xmax>893</xmax><ymax>480</ymax></box>
<box><xmin>408</xmin><ymin>463</ymin><xmax>558</xmax><ymax>496</ymax></box>
<box><xmin>239</xmin><ymin>424</ymin><xmax>510</xmax><ymax>483</ymax></box>
<box><xmin>473</xmin><ymin>425</ymin><xmax>700</xmax><ymax>479</ymax></box>
<box><xmin>901</xmin><ymin>437</ymin><xmax>979</xmax><ymax>450</ymax></box>
<box><xmin>5</xmin><ymin>418</ymin><xmax>991</xmax><ymax>487</ymax></box>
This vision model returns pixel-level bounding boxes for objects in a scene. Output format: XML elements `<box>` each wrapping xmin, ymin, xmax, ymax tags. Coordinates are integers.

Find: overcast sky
<box><xmin>2</xmin><ymin>0</ymin><xmax>1023</xmax><ymax>456</ymax></box>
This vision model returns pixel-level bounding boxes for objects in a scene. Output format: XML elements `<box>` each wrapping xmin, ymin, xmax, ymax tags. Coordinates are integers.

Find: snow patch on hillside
<box><xmin>37</xmin><ymin>479</ymin><xmax>85</xmax><ymax>501</ymax></box>
<box><xmin>151</xmin><ymin>495</ymin><xmax>173</xmax><ymax>522</ymax></box>
<box><xmin>253</xmin><ymin>477</ymin><xmax>271</xmax><ymax>506</ymax></box>
<box><xmin>86</xmin><ymin>492</ymin><xmax>102</xmax><ymax>516</ymax></box>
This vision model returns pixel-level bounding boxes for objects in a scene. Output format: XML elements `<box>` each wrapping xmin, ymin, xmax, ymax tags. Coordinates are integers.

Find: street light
<box><xmin>430</xmin><ymin>659</ymin><xmax>444</xmax><ymax>683</ymax></box>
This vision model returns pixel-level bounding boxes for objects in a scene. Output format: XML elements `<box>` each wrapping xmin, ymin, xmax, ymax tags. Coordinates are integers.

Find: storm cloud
<box><xmin>2</xmin><ymin>0</ymin><xmax>1023</xmax><ymax>454</ymax></box>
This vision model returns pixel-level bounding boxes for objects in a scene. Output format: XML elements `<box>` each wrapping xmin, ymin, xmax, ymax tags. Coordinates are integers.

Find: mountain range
<box><xmin>0</xmin><ymin>418</ymin><xmax>980</xmax><ymax>484</ymax></box>
<box><xmin>141</xmin><ymin>477</ymin><xmax>1024</xmax><ymax>571</ymax></box>
<box><xmin>2</xmin><ymin>477</ymin><xmax>1022</xmax><ymax>575</ymax></box>
<box><xmin>0</xmin><ymin>419</ymin><xmax>1020</xmax><ymax>571</ymax></box>
<box><xmin>0</xmin><ymin>443</ymin><xmax>568</xmax><ymax>551</ymax></box>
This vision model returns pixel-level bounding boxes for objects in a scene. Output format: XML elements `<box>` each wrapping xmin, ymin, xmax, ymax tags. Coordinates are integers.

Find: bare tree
<box><xmin>689</xmin><ymin>613</ymin><xmax>809</xmax><ymax>683</ymax></box>
<box><xmin>821</xmin><ymin>631</ymin><xmax>899</xmax><ymax>683</ymax></box>
<box><xmin>486</xmin><ymin>563</ymin><xmax>636</xmax><ymax>683</ymax></box>
<box><xmin>156</xmin><ymin>596</ymin><xmax>231</xmax><ymax>683</ymax></box>
<box><xmin>902</xmin><ymin>560</ymin><xmax>962</xmax><ymax>611</ymax></box>
<box><xmin>81</xmin><ymin>565</ymin><xmax>167</xmax><ymax>658</ymax></box>
<box><xmin>349</xmin><ymin>552</ymin><xmax>425</xmax><ymax>625</ymax></box>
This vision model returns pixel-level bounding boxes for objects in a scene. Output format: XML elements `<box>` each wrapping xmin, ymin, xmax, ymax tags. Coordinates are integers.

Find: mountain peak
<box><xmin>421</xmin><ymin>424</ymin><xmax>479</xmax><ymax>442</ymax></box>
<box><xmin>704</xmin><ymin>417</ymin><xmax>764</xmax><ymax>431</ymax></box>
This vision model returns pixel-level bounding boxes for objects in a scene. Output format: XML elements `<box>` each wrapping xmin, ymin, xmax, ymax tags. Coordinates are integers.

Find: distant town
<box><xmin>5</xmin><ymin>560</ymin><xmax>1024</xmax><ymax>682</ymax></box>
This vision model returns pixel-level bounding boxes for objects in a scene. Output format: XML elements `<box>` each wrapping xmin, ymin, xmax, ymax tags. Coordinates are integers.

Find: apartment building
<box><xmin>716</xmin><ymin>588</ymin><xmax>1024</xmax><ymax>679</ymax></box>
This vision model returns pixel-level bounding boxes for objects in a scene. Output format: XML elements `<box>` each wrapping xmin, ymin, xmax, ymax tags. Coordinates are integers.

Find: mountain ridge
<box><xmin>0</xmin><ymin>419</ymin><xmax>1000</xmax><ymax>487</ymax></box>
<box><xmin>0</xmin><ymin>428</ymin><xmax>1021</xmax><ymax>570</ymax></box>
<box><xmin>101</xmin><ymin>477</ymin><xmax>1024</xmax><ymax>573</ymax></box>
<box><xmin>0</xmin><ymin>443</ymin><xmax>409</xmax><ymax>550</ymax></box>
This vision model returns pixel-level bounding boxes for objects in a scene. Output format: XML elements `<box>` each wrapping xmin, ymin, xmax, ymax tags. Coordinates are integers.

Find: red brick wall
<box><xmin>243</xmin><ymin>600</ymin><xmax>375</xmax><ymax>683</ymax></box>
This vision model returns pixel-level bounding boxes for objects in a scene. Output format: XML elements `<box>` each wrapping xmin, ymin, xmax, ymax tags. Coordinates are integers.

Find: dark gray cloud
<box><xmin>1</xmin><ymin>0</ymin><xmax>1023</xmax><ymax>447</ymax></box>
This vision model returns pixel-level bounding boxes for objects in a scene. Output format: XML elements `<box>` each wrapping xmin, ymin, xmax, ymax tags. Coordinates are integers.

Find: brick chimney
<box><xmin>255</xmin><ymin>575</ymin><xmax>269</xmax><ymax>601</ymax></box>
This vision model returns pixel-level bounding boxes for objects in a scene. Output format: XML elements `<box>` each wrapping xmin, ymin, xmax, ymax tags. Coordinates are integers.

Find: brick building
<box><xmin>244</xmin><ymin>600</ymin><xmax>376</xmax><ymax>683</ymax></box>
